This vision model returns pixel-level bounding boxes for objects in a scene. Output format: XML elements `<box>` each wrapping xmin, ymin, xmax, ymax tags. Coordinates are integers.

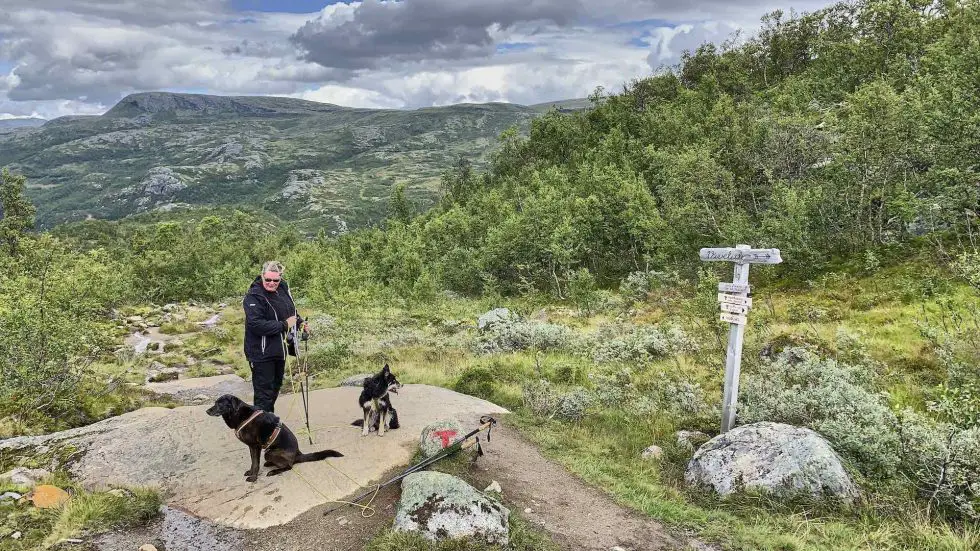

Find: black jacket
<box><xmin>242</xmin><ymin>276</ymin><xmax>304</xmax><ymax>363</ymax></box>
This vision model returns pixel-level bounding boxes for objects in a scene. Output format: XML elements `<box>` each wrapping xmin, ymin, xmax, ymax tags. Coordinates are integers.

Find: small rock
<box><xmin>484</xmin><ymin>480</ymin><xmax>502</xmax><ymax>494</ymax></box>
<box><xmin>339</xmin><ymin>374</ymin><xmax>372</xmax><ymax>387</ymax></box>
<box><xmin>1</xmin><ymin>491</ymin><xmax>22</xmax><ymax>502</ymax></box>
<box><xmin>338</xmin><ymin>518</ymin><xmax>349</xmax><ymax>526</ymax></box>
<box><xmin>641</xmin><ymin>445</ymin><xmax>664</xmax><ymax>460</ymax></box>
<box><xmin>419</xmin><ymin>419</ymin><xmax>466</xmax><ymax>458</ymax></box>
<box><xmin>147</xmin><ymin>369</ymin><xmax>180</xmax><ymax>383</ymax></box>
<box><xmin>0</xmin><ymin>467</ymin><xmax>50</xmax><ymax>488</ymax></box>
<box><xmin>11</xmin><ymin>532</ymin><xmax>21</xmax><ymax>540</ymax></box>
<box><xmin>218</xmin><ymin>303</ymin><xmax>228</xmax><ymax>309</ymax></box>
<box><xmin>139</xmin><ymin>544</ymin><xmax>158</xmax><ymax>551</ymax></box>
<box><xmin>107</xmin><ymin>488</ymin><xmax>131</xmax><ymax>498</ymax></box>
<box><xmin>30</xmin><ymin>485</ymin><xmax>71</xmax><ymax>509</ymax></box>
<box><xmin>524</xmin><ymin>507</ymin><xmax>532</xmax><ymax>514</ymax></box>
<box><xmin>193</xmin><ymin>394</ymin><xmax>210</xmax><ymax>402</ymax></box>
<box><xmin>127</xmin><ymin>315</ymin><xmax>144</xmax><ymax>323</ymax></box>
<box><xmin>611</xmin><ymin>547</ymin><xmax>627</xmax><ymax>551</ymax></box>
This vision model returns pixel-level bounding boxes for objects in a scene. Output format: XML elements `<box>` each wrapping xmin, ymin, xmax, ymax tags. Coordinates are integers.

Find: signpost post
<box><xmin>699</xmin><ymin>244</ymin><xmax>782</xmax><ymax>433</ymax></box>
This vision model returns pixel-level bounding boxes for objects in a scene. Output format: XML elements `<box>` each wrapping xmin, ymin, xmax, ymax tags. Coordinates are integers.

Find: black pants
<box><xmin>250</xmin><ymin>359</ymin><xmax>285</xmax><ymax>413</ymax></box>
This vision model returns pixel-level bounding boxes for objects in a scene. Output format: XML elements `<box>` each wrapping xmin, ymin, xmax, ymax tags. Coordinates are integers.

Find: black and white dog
<box><xmin>351</xmin><ymin>364</ymin><xmax>402</xmax><ymax>437</ymax></box>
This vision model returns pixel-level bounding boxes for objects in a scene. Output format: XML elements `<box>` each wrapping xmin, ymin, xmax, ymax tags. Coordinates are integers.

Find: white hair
<box><xmin>261</xmin><ymin>261</ymin><xmax>283</xmax><ymax>275</ymax></box>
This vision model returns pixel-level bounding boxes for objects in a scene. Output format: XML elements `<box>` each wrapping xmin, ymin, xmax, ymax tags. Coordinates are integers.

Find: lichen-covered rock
<box><xmin>685</xmin><ymin>422</ymin><xmax>859</xmax><ymax>500</ymax></box>
<box><xmin>394</xmin><ymin>471</ymin><xmax>509</xmax><ymax>544</ymax></box>
<box><xmin>339</xmin><ymin>373</ymin><xmax>372</xmax><ymax>387</ymax></box>
<box><xmin>476</xmin><ymin>308</ymin><xmax>516</xmax><ymax>332</ymax></box>
<box><xmin>419</xmin><ymin>419</ymin><xmax>465</xmax><ymax>458</ymax></box>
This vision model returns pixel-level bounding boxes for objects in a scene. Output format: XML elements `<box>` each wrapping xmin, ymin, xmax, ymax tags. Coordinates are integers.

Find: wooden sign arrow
<box><xmin>720</xmin><ymin>302</ymin><xmax>749</xmax><ymax>315</ymax></box>
<box><xmin>719</xmin><ymin>312</ymin><xmax>747</xmax><ymax>325</ymax></box>
<box><xmin>718</xmin><ymin>293</ymin><xmax>752</xmax><ymax>307</ymax></box>
<box><xmin>718</xmin><ymin>282</ymin><xmax>750</xmax><ymax>294</ymax></box>
<box><xmin>700</xmin><ymin>248</ymin><xmax>782</xmax><ymax>264</ymax></box>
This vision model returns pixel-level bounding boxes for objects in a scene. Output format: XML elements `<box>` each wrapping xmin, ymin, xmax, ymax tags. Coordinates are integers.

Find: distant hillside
<box><xmin>0</xmin><ymin>117</ymin><xmax>46</xmax><ymax>133</ymax></box>
<box><xmin>0</xmin><ymin>92</ymin><xmax>589</xmax><ymax>230</ymax></box>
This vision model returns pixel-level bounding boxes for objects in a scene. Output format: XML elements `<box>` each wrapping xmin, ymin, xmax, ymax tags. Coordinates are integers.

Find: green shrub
<box><xmin>740</xmin><ymin>347</ymin><xmax>901</xmax><ymax>479</ymax></box>
<box><xmin>455</xmin><ymin>366</ymin><xmax>496</xmax><ymax>400</ymax></box>
<box><xmin>474</xmin><ymin>321</ymin><xmax>574</xmax><ymax>354</ymax></box>
<box><xmin>590</xmin><ymin>323</ymin><xmax>698</xmax><ymax>364</ymax></box>
<box><xmin>898</xmin><ymin>409</ymin><xmax>980</xmax><ymax>521</ymax></box>
<box><xmin>306</xmin><ymin>341</ymin><xmax>352</xmax><ymax>374</ymax></box>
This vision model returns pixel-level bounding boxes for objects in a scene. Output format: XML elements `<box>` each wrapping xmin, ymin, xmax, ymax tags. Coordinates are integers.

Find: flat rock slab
<box><xmin>145</xmin><ymin>374</ymin><xmax>253</xmax><ymax>403</ymax></box>
<box><xmin>0</xmin><ymin>385</ymin><xmax>508</xmax><ymax>530</ymax></box>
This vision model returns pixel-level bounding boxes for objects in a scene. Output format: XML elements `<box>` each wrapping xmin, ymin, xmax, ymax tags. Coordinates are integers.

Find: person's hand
<box><xmin>286</xmin><ymin>315</ymin><xmax>298</xmax><ymax>329</ymax></box>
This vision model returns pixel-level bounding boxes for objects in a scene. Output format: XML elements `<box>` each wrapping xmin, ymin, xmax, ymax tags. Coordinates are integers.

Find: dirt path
<box><xmin>465</xmin><ymin>421</ymin><xmax>684</xmax><ymax>551</ymax></box>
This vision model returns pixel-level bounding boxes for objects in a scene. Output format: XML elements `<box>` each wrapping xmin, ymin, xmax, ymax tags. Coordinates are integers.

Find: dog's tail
<box><xmin>295</xmin><ymin>449</ymin><xmax>344</xmax><ymax>463</ymax></box>
<box><xmin>350</xmin><ymin>419</ymin><xmax>364</xmax><ymax>427</ymax></box>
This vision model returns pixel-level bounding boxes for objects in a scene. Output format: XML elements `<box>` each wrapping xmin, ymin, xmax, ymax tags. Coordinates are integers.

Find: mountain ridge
<box><xmin>0</xmin><ymin>91</ymin><xmax>589</xmax><ymax>230</ymax></box>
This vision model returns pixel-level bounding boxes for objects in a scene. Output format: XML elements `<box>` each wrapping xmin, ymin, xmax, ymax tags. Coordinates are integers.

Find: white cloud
<box><xmin>0</xmin><ymin>0</ymin><xmax>841</xmax><ymax>119</ymax></box>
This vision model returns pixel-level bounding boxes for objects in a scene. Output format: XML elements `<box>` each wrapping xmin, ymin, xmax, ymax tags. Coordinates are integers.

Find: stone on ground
<box><xmin>477</xmin><ymin>308</ymin><xmax>516</xmax><ymax>332</ymax></box>
<box><xmin>0</xmin><ymin>385</ymin><xmax>508</xmax><ymax>529</ymax></box>
<box><xmin>0</xmin><ymin>467</ymin><xmax>50</xmax><ymax>488</ymax></box>
<box><xmin>339</xmin><ymin>373</ymin><xmax>372</xmax><ymax>387</ymax></box>
<box><xmin>394</xmin><ymin>471</ymin><xmax>509</xmax><ymax>545</ymax></box>
<box><xmin>419</xmin><ymin>419</ymin><xmax>466</xmax><ymax>458</ymax></box>
<box><xmin>29</xmin><ymin>485</ymin><xmax>70</xmax><ymax>508</ymax></box>
<box><xmin>145</xmin><ymin>374</ymin><xmax>252</xmax><ymax>403</ymax></box>
<box><xmin>684</xmin><ymin>422</ymin><xmax>859</xmax><ymax>500</ymax></box>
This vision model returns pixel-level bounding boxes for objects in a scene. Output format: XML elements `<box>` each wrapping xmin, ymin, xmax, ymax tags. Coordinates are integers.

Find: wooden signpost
<box><xmin>699</xmin><ymin>244</ymin><xmax>782</xmax><ymax>433</ymax></box>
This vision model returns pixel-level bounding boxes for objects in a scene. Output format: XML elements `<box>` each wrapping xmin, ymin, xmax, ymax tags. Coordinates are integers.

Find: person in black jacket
<box><xmin>242</xmin><ymin>261</ymin><xmax>308</xmax><ymax>413</ymax></box>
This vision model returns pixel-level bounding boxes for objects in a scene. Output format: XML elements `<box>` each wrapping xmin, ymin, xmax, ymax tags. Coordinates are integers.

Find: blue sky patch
<box><xmin>230</xmin><ymin>0</ymin><xmax>340</xmax><ymax>13</ymax></box>
<box><xmin>496</xmin><ymin>42</ymin><xmax>535</xmax><ymax>53</ymax></box>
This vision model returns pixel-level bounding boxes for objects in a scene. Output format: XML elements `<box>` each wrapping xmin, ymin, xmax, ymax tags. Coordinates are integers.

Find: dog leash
<box><xmin>235</xmin><ymin>410</ymin><xmax>282</xmax><ymax>449</ymax></box>
<box><xmin>322</xmin><ymin>415</ymin><xmax>498</xmax><ymax>518</ymax></box>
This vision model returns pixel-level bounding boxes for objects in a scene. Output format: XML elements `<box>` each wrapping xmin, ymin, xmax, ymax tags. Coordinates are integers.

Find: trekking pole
<box><xmin>291</xmin><ymin>325</ymin><xmax>314</xmax><ymax>445</ymax></box>
<box><xmin>323</xmin><ymin>415</ymin><xmax>497</xmax><ymax>516</ymax></box>
<box><xmin>301</xmin><ymin>327</ymin><xmax>313</xmax><ymax>445</ymax></box>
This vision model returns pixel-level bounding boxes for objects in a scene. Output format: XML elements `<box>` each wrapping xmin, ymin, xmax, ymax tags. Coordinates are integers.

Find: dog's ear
<box><xmin>382</xmin><ymin>363</ymin><xmax>390</xmax><ymax>373</ymax></box>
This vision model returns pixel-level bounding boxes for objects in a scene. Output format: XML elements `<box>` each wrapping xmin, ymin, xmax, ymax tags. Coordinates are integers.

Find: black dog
<box><xmin>207</xmin><ymin>394</ymin><xmax>342</xmax><ymax>482</ymax></box>
<box><xmin>351</xmin><ymin>364</ymin><xmax>402</xmax><ymax>437</ymax></box>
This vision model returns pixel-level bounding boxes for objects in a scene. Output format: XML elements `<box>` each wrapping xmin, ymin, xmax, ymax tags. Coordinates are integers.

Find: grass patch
<box><xmin>0</xmin><ymin>483</ymin><xmax>160</xmax><ymax>550</ymax></box>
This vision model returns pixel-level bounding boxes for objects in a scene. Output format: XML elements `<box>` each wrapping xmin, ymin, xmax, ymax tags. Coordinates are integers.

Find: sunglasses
<box><xmin>263</xmin><ymin>277</ymin><xmax>281</xmax><ymax>283</ymax></box>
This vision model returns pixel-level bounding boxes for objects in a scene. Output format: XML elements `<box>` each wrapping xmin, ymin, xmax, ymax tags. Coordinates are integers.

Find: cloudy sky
<box><xmin>0</xmin><ymin>0</ymin><xmax>833</xmax><ymax>120</ymax></box>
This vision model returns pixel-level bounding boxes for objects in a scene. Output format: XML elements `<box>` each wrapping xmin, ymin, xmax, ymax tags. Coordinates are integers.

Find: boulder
<box><xmin>477</xmin><ymin>308</ymin><xmax>516</xmax><ymax>332</ymax></box>
<box><xmin>394</xmin><ymin>471</ymin><xmax>509</xmax><ymax>545</ymax></box>
<box><xmin>420</xmin><ymin>419</ymin><xmax>466</xmax><ymax>458</ymax></box>
<box><xmin>685</xmin><ymin>422</ymin><xmax>859</xmax><ymax>500</ymax></box>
